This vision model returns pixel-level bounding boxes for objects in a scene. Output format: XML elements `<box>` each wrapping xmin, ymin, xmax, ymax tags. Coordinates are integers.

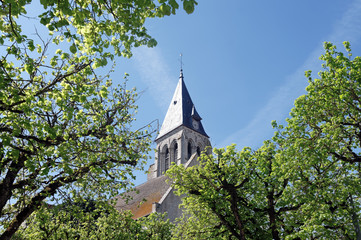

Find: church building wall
<box><xmin>152</xmin><ymin>126</ymin><xmax>210</xmax><ymax>179</ymax></box>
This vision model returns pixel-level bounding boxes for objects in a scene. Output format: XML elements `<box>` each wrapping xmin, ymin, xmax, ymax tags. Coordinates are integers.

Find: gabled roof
<box><xmin>114</xmin><ymin>153</ymin><xmax>200</xmax><ymax>220</ymax></box>
<box><xmin>156</xmin><ymin>70</ymin><xmax>208</xmax><ymax>140</ymax></box>
<box><xmin>114</xmin><ymin>175</ymin><xmax>170</xmax><ymax>219</ymax></box>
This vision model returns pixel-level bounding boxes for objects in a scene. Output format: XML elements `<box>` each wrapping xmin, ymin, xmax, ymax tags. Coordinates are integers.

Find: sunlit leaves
<box><xmin>20</xmin><ymin>201</ymin><xmax>173</xmax><ymax>240</ymax></box>
<box><xmin>0</xmin><ymin>0</ymin><xmax>198</xmax><ymax>238</ymax></box>
<box><xmin>271</xmin><ymin>42</ymin><xmax>361</xmax><ymax>239</ymax></box>
<box><xmin>167</xmin><ymin>143</ymin><xmax>304</xmax><ymax>239</ymax></box>
<box><xmin>1</xmin><ymin>0</ymin><xmax>198</xmax><ymax>74</ymax></box>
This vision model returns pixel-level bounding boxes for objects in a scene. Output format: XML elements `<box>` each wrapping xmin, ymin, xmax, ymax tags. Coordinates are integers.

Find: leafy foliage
<box><xmin>273</xmin><ymin>41</ymin><xmax>361</xmax><ymax>239</ymax></box>
<box><xmin>169</xmin><ymin>141</ymin><xmax>358</xmax><ymax>239</ymax></box>
<box><xmin>168</xmin><ymin>42</ymin><xmax>361</xmax><ymax>239</ymax></box>
<box><xmin>16</xmin><ymin>200</ymin><xmax>173</xmax><ymax>240</ymax></box>
<box><xmin>0</xmin><ymin>0</ymin><xmax>197</xmax><ymax>238</ymax></box>
<box><xmin>168</xmin><ymin>143</ymin><xmax>305</xmax><ymax>240</ymax></box>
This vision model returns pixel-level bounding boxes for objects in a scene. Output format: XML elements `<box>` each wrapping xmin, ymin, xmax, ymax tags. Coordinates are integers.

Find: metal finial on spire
<box><xmin>179</xmin><ymin>53</ymin><xmax>184</xmax><ymax>79</ymax></box>
<box><xmin>179</xmin><ymin>53</ymin><xmax>184</xmax><ymax>70</ymax></box>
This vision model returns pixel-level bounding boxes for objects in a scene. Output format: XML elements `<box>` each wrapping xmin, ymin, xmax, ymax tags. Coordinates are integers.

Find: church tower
<box><xmin>116</xmin><ymin>69</ymin><xmax>210</xmax><ymax>222</ymax></box>
<box><xmin>148</xmin><ymin>70</ymin><xmax>211</xmax><ymax>179</ymax></box>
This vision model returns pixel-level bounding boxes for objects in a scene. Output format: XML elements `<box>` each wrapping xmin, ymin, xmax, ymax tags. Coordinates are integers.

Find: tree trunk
<box><xmin>0</xmin><ymin>154</ymin><xmax>26</xmax><ymax>213</ymax></box>
<box><xmin>267</xmin><ymin>190</ymin><xmax>280</xmax><ymax>240</ymax></box>
<box><xmin>350</xmin><ymin>195</ymin><xmax>361</xmax><ymax>240</ymax></box>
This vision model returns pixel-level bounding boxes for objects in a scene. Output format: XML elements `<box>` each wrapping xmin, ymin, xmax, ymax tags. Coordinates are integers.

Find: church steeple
<box><xmin>150</xmin><ymin>70</ymin><xmax>211</xmax><ymax>178</ymax></box>
<box><xmin>156</xmin><ymin>70</ymin><xmax>208</xmax><ymax>140</ymax></box>
<box><xmin>117</xmin><ymin>68</ymin><xmax>211</xmax><ymax>223</ymax></box>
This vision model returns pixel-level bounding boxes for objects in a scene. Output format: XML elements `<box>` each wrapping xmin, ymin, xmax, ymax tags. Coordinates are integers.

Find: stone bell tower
<box><xmin>116</xmin><ymin>69</ymin><xmax>211</xmax><ymax>222</ymax></box>
<box><xmin>148</xmin><ymin>69</ymin><xmax>211</xmax><ymax>179</ymax></box>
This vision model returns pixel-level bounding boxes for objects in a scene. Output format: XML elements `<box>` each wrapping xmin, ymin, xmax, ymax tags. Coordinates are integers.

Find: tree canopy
<box><xmin>168</xmin><ymin>143</ymin><xmax>307</xmax><ymax>239</ymax></box>
<box><xmin>167</xmin><ymin>42</ymin><xmax>361</xmax><ymax>239</ymax></box>
<box><xmin>3</xmin><ymin>0</ymin><xmax>361</xmax><ymax>239</ymax></box>
<box><xmin>15</xmin><ymin>201</ymin><xmax>173</xmax><ymax>240</ymax></box>
<box><xmin>276</xmin><ymin>41</ymin><xmax>361</xmax><ymax>239</ymax></box>
<box><xmin>0</xmin><ymin>0</ymin><xmax>197</xmax><ymax>239</ymax></box>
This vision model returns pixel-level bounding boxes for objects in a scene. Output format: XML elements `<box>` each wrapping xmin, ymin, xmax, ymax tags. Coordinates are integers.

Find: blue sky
<box><xmin>19</xmin><ymin>1</ymin><xmax>361</xmax><ymax>185</ymax></box>
<box><xmin>114</xmin><ymin>0</ymin><xmax>361</xmax><ymax>184</ymax></box>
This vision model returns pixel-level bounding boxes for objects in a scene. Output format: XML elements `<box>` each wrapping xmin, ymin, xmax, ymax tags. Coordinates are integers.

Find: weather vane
<box><xmin>179</xmin><ymin>53</ymin><xmax>184</xmax><ymax>71</ymax></box>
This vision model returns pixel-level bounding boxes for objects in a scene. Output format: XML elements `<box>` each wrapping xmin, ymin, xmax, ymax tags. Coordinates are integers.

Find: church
<box><xmin>115</xmin><ymin>69</ymin><xmax>211</xmax><ymax>222</ymax></box>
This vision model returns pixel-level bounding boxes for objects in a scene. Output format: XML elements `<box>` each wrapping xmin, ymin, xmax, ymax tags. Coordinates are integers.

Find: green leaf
<box><xmin>183</xmin><ymin>0</ymin><xmax>196</xmax><ymax>14</ymax></box>
<box><xmin>69</xmin><ymin>44</ymin><xmax>77</xmax><ymax>54</ymax></box>
<box><xmin>160</xmin><ymin>4</ymin><xmax>171</xmax><ymax>16</ymax></box>
<box><xmin>147</xmin><ymin>38</ymin><xmax>157</xmax><ymax>48</ymax></box>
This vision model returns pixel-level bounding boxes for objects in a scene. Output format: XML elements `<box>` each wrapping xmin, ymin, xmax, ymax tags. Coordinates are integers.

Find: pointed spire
<box><xmin>156</xmin><ymin>71</ymin><xmax>208</xmax><ymax>140</ymax></box>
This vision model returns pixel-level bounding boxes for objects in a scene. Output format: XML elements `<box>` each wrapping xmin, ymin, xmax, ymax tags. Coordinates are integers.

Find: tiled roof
<box><xmin>114</xmin><ymin>175</ymin><xmax>170</xmax><ymax>219</ymax></box>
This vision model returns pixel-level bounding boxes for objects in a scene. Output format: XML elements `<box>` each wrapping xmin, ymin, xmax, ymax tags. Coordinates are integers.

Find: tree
<box><xmin>274</xmin><ymin>42</ymin><xmax>361</xmax><ymax>239</ymax></box>
<box><xmin>167</xmin><ymin>142</ymin><xmax>305</xmax><ymax>240</ymax></box>
<box><xmin>16</xmin><ymin>200</ymin><xmax>173</xmax><ymax>240</ymax></box>
<box><xmin>168</xmin><ymin>141</ymin><xmax>358</xmax><ymax>239</ymax></box>
<box><xmin>0</xmin><ymin>0</ymin><xmax>197</xmax><ymax>239</ymax></box>
<box><xmin>168</xmin><ymin>42</ymin><xmax>361</xmax><ymax>239</ymax></box>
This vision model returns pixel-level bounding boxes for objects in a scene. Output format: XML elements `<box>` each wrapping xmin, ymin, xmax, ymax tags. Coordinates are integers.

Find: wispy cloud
<box><xmin>132</xmin><ymin>47</ymin><xmax>175</xmax><ymax>111</ymax></box>
<box><xmin>328</xmin><ymin>0</ymin><xmax>361</xmax><ymax>44</ymax></box>
<box><xmin>220</xmin><ymin>0</ymin><xmax>361</xmax><ymax>149</ymax></box>
<box><xmin>219</xmin><ymin>52</ymin><xmax>319</xmax><ymax>149</ymax></box>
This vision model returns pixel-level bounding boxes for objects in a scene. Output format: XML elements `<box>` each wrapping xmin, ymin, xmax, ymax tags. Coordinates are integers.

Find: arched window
<box><xmin>187</xmin><ymin>141</ymin><xmax>192</xmax><ymax>160</ymax></box>
<box><xmin>197</xmin><ymin>146</ymin><xmax>201</xmax><ymax>156</ymax></box>
<box><xmin>165</xmin><ymin>148</ymin><xmax>170</xmax><ymax>171</ymax></box>
<box><xmin>174</xmin><ymin>143</ymin><xmax>178</xmax><ymax>162</ymax></box>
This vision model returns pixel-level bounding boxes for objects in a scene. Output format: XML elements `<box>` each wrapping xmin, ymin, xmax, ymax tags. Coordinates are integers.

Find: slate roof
<box><xmin>156</xmin><ymin>70</ymin><xmax>208</xmax><ymax>140</ymax></box>
<box><xmin>114</xmin><ymin>175</ymin><xmax>170</xmax><ymax>219</ymax></box>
